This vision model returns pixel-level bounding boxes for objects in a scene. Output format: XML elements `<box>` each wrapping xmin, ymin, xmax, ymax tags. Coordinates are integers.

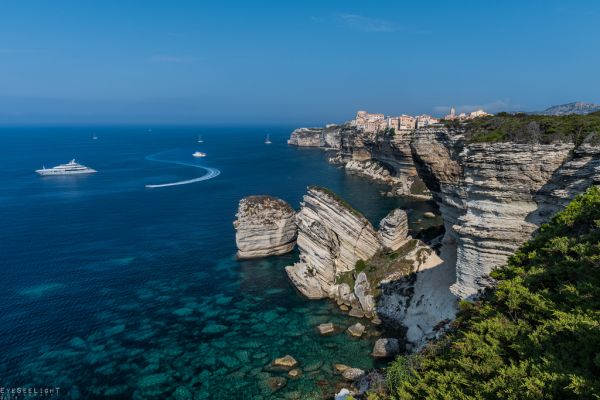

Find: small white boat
<box><xmin>193</xmin><ymin>151</ymin><xmax>207</xmax><ymax>158</ymax></box>
<box><xmin>197</xmin><ymin>135</ymin><xmax>204</xmax><ymax>143</ymax></box>
<box><xmin>92</xmin><ymin>133</ymin><xmax>98</xmax><ymax>140</ymax></box>
<box><xmin>265</xmin><ymin>134</ymin><xmax>272</xmax><ymax>144</ymax></box>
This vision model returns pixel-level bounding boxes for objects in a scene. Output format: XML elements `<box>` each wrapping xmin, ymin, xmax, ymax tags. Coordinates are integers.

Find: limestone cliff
<box><xmin>289</xmin><ymin>125</ymin><xmax>428</xmax><ymax>198</ymax></box>
<box><xmin>410</xmin><ymin>128</ymin><xmax>600</xmax><ymax>298</ymax></box>
<box><xmin>234</xmin><ymin>196</ymin><xmax>297</xmax><ymax>259</ymax></box>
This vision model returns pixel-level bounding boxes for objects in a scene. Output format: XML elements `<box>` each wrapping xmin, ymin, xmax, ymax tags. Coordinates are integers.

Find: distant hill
<box><xmin>538</xmin><ymin>102</ymin><xmax>600</xmax><ymax>116</ymax></box>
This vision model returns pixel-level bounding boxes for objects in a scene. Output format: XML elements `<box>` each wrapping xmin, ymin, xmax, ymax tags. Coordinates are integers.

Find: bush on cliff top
<box><xmin>381</xmin><ymin>186</ymin><xmax>600</xmax><ymax>399</ymax></box>
<box><xmin>446</xmin><ymin>111</ymin><xmax>600</xmax><ymax>145</ymax></box>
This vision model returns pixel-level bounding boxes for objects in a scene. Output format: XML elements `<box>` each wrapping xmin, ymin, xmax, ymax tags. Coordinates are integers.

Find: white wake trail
<box><xmin>145</xmin><ymin>153</ymin><xmax>221</xmax><ymax>188</ymax></box>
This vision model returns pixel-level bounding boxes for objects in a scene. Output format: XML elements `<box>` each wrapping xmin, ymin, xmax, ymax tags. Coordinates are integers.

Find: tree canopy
<box><xmin>378</xmin><ymin>186</ymin><xmax>600</xmax><ymax>400</ymax></box>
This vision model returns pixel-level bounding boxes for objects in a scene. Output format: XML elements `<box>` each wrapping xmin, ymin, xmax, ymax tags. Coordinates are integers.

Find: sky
<box><xmin>1</xmin><ymin>0</ymin><xmax>599</xmax><ymax>125</ymax></box>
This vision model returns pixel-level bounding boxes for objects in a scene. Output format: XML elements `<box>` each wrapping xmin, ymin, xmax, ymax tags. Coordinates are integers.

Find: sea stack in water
<box><xmin>285</xmin><ymin>186</ymin><xmax>381</xmax><ymax>299</ymax></box>
<box><xmin>234</xmin><ymin>196</ymin><xmax>297</xmax><ymax>259</ymax></box>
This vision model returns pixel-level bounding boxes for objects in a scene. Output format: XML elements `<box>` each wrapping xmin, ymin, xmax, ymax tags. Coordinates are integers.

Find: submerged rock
<box><xmin>372</xmin><ymin>338</ymin><xmax>400</xmax><ymax>358</ymax></box>
<box><xmin>288</xmin><ymin>368</ymin><xmax>301</xmax><ymax>378</ymax></box>
<box><xmin>317</xmin><ymin>322</ymin><xmax>335</xmax><ymax>335</ymax></box>
<box><xmin>234</xmin><ymin>196</ymin><xmax>297</xmax><ymax>259</ymax></box>
<box><xmin>272</xmin><ymin>355</ymin><xmax>298</xmax><ymax>369</ymax></box>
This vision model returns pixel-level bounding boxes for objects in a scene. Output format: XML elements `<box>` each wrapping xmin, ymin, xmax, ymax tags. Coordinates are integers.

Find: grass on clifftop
<box><xmin>374</xmin><ymin>186</ymin><xmax>600</xmax><ymax>400</ymax></box>
<box><xmin>444</xmin><ymin>111</ymin><xmax>600</xmax><ymax>145</ymax></box>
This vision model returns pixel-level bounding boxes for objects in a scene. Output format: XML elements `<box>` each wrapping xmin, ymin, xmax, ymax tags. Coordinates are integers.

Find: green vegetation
<box><xmin>378</xmin><ymin>186</ymin><xmax>600</xmax><ymax>399</ymax></box>
<box><xmin>444</xmin><ymin>111</ymin><xmax>600</xmax><ymax>144</ymax></box>
<box><xmin>376</xmin><ymin>127</ymin><xmax>396</xmax><ymax>138</ymax></box>
<box><xmin>335</xmin><ymin>240</ymin><xmax>421</xmax><ymax>296</ymax></box>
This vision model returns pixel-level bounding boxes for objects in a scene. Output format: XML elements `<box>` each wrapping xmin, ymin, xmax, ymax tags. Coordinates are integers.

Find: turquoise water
<box><xmin>0</xmin><ymin>126</ymin><xmax>437</xmax><ymax>399</ymax></box>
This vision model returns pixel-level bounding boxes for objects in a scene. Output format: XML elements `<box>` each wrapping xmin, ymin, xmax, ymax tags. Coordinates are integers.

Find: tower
<box><xmin>450</xmin><ymin>106</ymin><xmax>456</xmax><ymax>118</ymax></box>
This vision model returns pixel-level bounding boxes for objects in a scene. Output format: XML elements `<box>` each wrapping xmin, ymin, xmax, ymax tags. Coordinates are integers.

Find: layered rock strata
<box><xmin>284</xmin><ymin>187</ymin><xmax>381</xmax><ymax>299</ymax></box>
<box><xmin>410</xmin><ymin>128</ymin><xmax>600</xmax><ymax>298</ymax></box>
<box><xmin>234</xmin><ymin>196</ymin><xmax>297</xmax><ymax>259</ymax></box>
<box><xmin>378</xmin><ymin>209</ymin><xmax>409</xmax><ymax>251</ymax></box>
<box><xmin>285</xmin><ymin>187</ymin><xmax>442</xmax><ymax>327</ymax></box>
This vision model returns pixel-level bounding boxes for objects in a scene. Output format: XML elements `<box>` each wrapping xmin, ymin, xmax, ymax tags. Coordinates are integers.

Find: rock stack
<box><xmin>234</xmin><ymin>196</ymin><xmax>297</xmax><ymax>259</ymax></box>
<box><xmin>378</xmin><ymin>209</ymin><xmax>409</xmax><ymax>251</ymax></box>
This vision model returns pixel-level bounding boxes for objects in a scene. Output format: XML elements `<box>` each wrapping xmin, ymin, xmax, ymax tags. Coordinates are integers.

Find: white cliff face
<box><xmin>234</xmin><ymin>196</ymin><xmax>297</xmax><ymax>259</ymax></box>
<box><xmin>411</xmin><ymin>128</ymin><xmax>600</xmax><ymax>298</ymax></box>
<box><xmin>378</xmin><ymin>209</ymin><xmax>409</xmax><ymax>251</ymax></box>
<box><xmin>287</xmin><ymin>126</ymin><xmax>342</xmax><ymax>148</ymax></box>
<box><xmin>285</xmin><ymin>187</ymin><xmax>381</xmax><ymax>299</ymax></box>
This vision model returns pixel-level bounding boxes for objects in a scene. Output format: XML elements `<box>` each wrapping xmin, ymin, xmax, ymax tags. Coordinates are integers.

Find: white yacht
<box><xmin>36</xmin><ymin>159</ymin><xmax>97</xmax><ymax>176</ymax></box>
<box><xmin>265</xmin><ymin>134</ymin><xmax>272</xmax><ymax>144</ymax></box>
<box><xmin>192</xmin><ymin>151</ymin><xmax>207</xmax><ymax>158</ymax></box>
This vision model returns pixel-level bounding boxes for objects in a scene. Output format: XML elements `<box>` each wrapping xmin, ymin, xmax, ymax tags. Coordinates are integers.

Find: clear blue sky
<box><xmin>1</xmin><ymin>0</ymin><xmax>599</xmax><ymax>125</ymax></box>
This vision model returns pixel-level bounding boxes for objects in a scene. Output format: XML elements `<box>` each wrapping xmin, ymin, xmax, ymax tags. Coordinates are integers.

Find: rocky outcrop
<box><xmin>411</xmin><ymin>128</ymin><xmax>600</xmax><ymax>298</ymax></box>
<box><xmin>285</xmin><ymin>187</ymin><xmax>381</xmax><ymax>299</ymax></box>
<box><xmin>378</xmin><ymin>209</ymin><xmax>409</xmax><ymax>251</ymax></box>
<box><xmin>234</xmin><ymin>196</ymin><xmax>297</xmax><ymax>259</ymax></box>
<box><xmin>284</xmin><ymin>185</ymin><xmax>445</xmax><ymax>334</ymax></box>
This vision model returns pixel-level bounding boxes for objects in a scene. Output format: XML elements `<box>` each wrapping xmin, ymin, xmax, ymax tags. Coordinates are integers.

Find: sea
<box><xmin>0</xmin><ymin>126</ymin><xmax>438</xmax><ymax>399</ymax></box>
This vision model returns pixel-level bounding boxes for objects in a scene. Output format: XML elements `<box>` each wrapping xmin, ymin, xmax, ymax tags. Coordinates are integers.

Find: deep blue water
<box><xmin>0</xmin><ymin>126</ymin><xmax>437</xmax><ymax>399</ymax></box>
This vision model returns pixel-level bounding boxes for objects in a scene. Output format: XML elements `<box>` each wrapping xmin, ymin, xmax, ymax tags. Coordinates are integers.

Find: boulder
<box><xmin>317</xmin><ymin>322</ymin><xmax>335</xmax><ymax>335</ymax></box>
<box><xmin>334</xmin><ymin>363</ymin><xmax>350</xmax><ymax>373</ymax></box>
<box><xmin>372</xmin><ymin>338</ymin><xmax>400</xmax><ymax>358</ymax></box>
<box><xmin>272</xmin><ymin>355</ymin><xmax>298</xmax><ymax>369</ymax></box>
<box><xmin>354</xmin><ymin>272</ymin><xmax>375</xmax><ymax>317</ymax></box>
<box><xmin>342</xmin><ymin>367</ymin><xmax>366</xmax><ymax>381</ymax></box>
<box><xmin>347</xmin><ymin>322</ymin><xmax>365</xmax><ymax>337</ymax></box>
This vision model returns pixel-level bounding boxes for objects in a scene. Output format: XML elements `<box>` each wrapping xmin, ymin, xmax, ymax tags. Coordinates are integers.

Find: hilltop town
<box><xmin>348</xmin><ymin>107</ymin><xmax>491</xmax><ymax>133</ymax></box>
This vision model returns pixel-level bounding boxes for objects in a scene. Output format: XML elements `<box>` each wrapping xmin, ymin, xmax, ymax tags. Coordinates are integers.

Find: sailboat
<box><xmin>197</xmin><ymin>135</ymin><xmax>204</xmax><ymax>143</ymax></box>
<box><xmin>265</xmin><ymin>134</ymin><xmax>272</xmax><ymax>144</ymax></box>
<box><xmin>92</xmin><ymin>133</ymin><xmax>98</xmax><ymax>140</ymax></box>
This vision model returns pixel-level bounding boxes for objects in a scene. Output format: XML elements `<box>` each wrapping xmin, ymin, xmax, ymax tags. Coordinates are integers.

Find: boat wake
<box><xmin>144</xmin><ymin>153</ymin><xmax>221</xmax><ymax>188</ymax></box>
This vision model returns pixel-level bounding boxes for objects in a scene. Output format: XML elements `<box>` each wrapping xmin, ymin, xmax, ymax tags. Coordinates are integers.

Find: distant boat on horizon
<box><xmin>265</xmin><ymin>134</ymin><xmax>272</xmax><ymax>144</ymax></box>
<box><xmin>193</xmin><ymin>151</ymin><xmax>207</xmax><ymax>158</ymax></box>
<box><xmin>92</xmin><ymin>133</ymin><xmax>98</xmax><ymax>140</ymax></box>
<box><xmin>197</xmin><ymin>135</ymin><xmax>204</xmax><ymax>143</ymax></box>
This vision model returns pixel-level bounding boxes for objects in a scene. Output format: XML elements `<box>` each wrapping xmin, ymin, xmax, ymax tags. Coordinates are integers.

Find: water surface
<box><xmin>0</xmin><ymin>126</ymin><xmax>437</xmax><ymax>399</ymax></box>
